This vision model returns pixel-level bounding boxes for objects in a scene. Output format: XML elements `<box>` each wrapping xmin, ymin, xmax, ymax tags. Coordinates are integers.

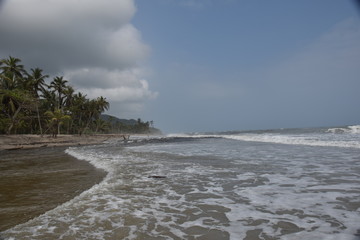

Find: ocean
<box><xmin>2</xmin><ymin>125</ymin><xmax>360</xmax><ymax>240</ymax></box>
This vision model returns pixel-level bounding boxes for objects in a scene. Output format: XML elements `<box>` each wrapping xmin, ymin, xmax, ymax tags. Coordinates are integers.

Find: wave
<box><xmin>222</xmin><ymin>134</ymin><xmax>360</xmax><ymax>149</ymax></box>
<box><xmin>66</xmin><ymin>147</ymin><xmax>113</xmax><ymax>173</ymax></box>
<box><xmin>326</xmin><ymin>125</ymin><xmax>360</xmax><ymax>134</ymax></box>
<box><xmin>166</xmin><ymin>126</ymin><xmax>360</xmax><ymax>149</ymax></box>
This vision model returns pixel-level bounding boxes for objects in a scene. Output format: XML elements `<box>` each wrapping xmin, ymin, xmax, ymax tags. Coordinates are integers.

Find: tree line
<box><xmin>0</xmin><ymin>56</ymin><xmax>152</xmax><ymax>136</ymax></box>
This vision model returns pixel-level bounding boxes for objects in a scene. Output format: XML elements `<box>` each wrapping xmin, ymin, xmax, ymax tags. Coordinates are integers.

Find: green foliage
<box><xmin>44</xmin><ymin>109</ymin><xmax>71</xmax><ymax>137</ymax></box>
<box><xmin>0</xmin><ymin>88</ymin><xmax>35</xmax><ymax>134</ymax></box>
<box><xmin>0</xmin><ymin>56</ymin><xmax>156</xmax><ymax>135</ymax></box>
<box><xmin>100</xmin><ymin>114</ymin><xmax>156</xmax><ymax>134</ymax></box>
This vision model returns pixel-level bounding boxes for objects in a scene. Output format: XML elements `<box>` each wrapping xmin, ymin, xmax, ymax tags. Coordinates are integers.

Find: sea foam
<box><xmin>3</xmin><ymin>128</ymin><xmax>360</xmax><ymax>240</ymax></box>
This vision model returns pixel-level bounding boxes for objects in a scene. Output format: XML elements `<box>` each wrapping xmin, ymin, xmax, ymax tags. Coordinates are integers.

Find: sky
<box><xmin>1</xmin><ymin>0</ymin><xmax>360</xmax><ymax>133</ymax></box>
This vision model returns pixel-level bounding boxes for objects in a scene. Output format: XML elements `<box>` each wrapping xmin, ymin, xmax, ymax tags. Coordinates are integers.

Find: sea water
<box><xmin>2</xmin><ymin>126</ymin><xmax>360</xmax><ymax>240</ymax></box>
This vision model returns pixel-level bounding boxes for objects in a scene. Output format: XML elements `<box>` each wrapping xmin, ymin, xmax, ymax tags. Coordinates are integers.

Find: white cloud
<box><xmin>78</xmin><ymin>81</ymin><xmax>157</xmax><ymax>103</ymax></box>
<box><xmin>0</xmin><ymin>0</ymin><xmax>157</xmax><ymax>117</ymax></box>
<box><xmin>77</xmin><ymin>79</ymin><xmax>158</xmax><ymax>117</ymax></box>
<box><xmin>0</xmin><ymin>0</ymin><xmax>135</xmax><ymax>30</ymax></box>
<box><xmin>65</xmin><ymin>67</ymin><xmax>158</xmax><ymax>102</ymax></box>
<box><xmin>64</xmin><ymin>68</ymin><xmax>145</xmax><ymax>89</ymax></box>
<box><xmin>106</xmin><ymin>24</ymin><xmax>150</xmax><ymax>67</ymax></box>
<box><xmin>0</xmin><ymin>0</ymin><xmax>148</xmax><ymax>71</ymax></box>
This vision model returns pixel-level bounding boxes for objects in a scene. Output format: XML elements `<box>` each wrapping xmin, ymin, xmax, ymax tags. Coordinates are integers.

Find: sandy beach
<box><xmin>0</xmin><ymin>135</ymin><xmax>116</xmax><ymax>232</ymax></box>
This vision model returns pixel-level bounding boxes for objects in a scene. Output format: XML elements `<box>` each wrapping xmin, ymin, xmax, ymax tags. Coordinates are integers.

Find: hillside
<box><xmin>100</xmin><ymin>114</ymin><xmax>137</xmax><ymax>126</ymax></box>
<box><xmin>100</xmin><ymin>114</ymin><xmax>162</xmax><ymax>134</ymax></box>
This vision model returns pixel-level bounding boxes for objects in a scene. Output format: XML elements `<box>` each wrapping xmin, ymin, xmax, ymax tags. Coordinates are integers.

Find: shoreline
<box><xmin>0</xmin><ymin>133</ymin><xmax>154</xmax><ymax>232</ymax></box>
<box><xmin>0</xmin><ymin>134</ymin><xmax>130</xmax><ymax>151</ymax></box>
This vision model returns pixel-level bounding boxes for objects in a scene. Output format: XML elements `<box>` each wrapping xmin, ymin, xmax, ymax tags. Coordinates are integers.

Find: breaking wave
<box><xmin>168</xmin><ymin>125</ymin><xmax>360</xmax><ymax>149</ymax></box>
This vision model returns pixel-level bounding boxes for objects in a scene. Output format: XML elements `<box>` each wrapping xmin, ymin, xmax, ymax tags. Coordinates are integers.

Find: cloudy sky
<box><xmin>1</xmin><ymin>0</ymin><xmax>360</xmax><ymax>133</ymax></box>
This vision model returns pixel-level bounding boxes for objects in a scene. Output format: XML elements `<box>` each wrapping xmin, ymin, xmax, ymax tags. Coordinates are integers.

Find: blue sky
<box><xmin>1</xmin><ymin>0</ymin><xmax>359</xmax><ymax>133</ymax></box>
<box><xmin>133</xmin><ymin>0</ymin><xmax>360</xmax><ymax>133</ymax></box>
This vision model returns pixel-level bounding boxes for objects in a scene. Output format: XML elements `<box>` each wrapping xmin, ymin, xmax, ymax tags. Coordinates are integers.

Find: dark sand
<box><xmin>0</xmin><ymin>147</ymin><xmax>106</xmax><ymax>232</ymax></box>
<box><xmin>0</xmin><ymin>134</ymin><xmax>125</xmax><ymax>150</ymax></box>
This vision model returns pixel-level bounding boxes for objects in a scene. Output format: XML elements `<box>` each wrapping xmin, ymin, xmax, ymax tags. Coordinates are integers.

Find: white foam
<box><xmin>3</xmin><ymin>134</ymin><xmax>360</xmax><ymax>240</ymax></box>
<box><xmin>65</xmin><ymin>146</ymin><xmax>114</xmax><ymax>173</ymax></box>
<box><xmin>167</xmin><ymin>128</ymin><xmax>360</xmax><ymax>149</ymax></box>
<box><xmin>222</xmin><ymin>133</ymin><xmax>360</xmax><ymax>149</ymax></box>
<box><xmin>327</xmin><ymin>125</ymin><xmax>360</xmax><ymax>134</ymax></box>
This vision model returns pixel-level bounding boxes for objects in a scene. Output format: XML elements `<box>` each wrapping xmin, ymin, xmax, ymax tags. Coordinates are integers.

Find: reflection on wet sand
<box><xmin>0</xmin><ymin>147</ymin><xmax>105</xmax><ymax>231</ymax></box>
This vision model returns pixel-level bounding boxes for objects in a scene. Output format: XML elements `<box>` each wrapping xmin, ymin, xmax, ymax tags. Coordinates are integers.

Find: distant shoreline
<box><xmin>0</xmin><ymin>134</ymin><xmax>134</xmax><ymax>151</ymax></box>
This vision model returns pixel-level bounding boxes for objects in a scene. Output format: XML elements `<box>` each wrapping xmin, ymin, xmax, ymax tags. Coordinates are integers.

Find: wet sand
<box><xmin>0</xmin><ymin>147</ymin><xmax>106</xmax><ymax>232</ymax></box>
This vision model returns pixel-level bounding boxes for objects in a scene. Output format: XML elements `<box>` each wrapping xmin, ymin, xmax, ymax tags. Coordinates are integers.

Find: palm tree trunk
<box><xmin>36</xmin><ymin>104</ymin><xmax>43</xmax><ymax>135</ymax></box>
<box><xmin>81</xmin><ymin>112</ymin><xmax>93</xmax><ymax>135</ymax></box>
<box><xmin>57</xmin><ymin>121</ymin><xmax>60</xmax><ymax>136</ymax></box>
<box><xmin>78</xmin><ymin>113</ymin><xmax>83</xmax><ymax>135</ymax></box>
<box><xmin>7</xmin><ymin>106</ymin><xmax>22</xmax><ymax>134</ymax></box>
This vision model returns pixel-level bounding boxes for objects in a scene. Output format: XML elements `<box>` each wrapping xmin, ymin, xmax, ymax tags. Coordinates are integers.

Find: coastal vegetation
<box><xmin>0</xmin><ymin>56</ymin><xmax>155</xmax><ymax>136</ymax></box>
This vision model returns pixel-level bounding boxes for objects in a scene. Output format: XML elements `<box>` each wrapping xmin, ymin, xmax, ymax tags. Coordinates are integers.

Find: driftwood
<box><xmin>120</xmin><ymin>134</ymin><xmax>130</xmax><ymax>141</ymax></box>
<box><xmin>148</xmin><ymin>175</ymin><xmax>166</xmax><ymax>179</ymax></box>
<box><xmin>6</xmin><ymin>146</ymin><xmax>24</xmax><ymax>151</ymax></box>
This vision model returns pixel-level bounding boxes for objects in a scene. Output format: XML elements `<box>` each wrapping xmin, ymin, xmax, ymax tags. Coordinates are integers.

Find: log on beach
<box><xmin>148</xmin><ymin>175</ymin><xmax>167</xmax><ymax>179</ymax></box>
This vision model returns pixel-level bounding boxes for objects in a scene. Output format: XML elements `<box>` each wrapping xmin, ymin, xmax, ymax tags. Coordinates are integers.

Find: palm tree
<box><xmin>93</xmin><ymin>97</ymin><xmax>109</xmax><ymax>133</ymax></box>
<box><xmin>0</xmin><ymin>72</ymin><xmax>15</xmax><ymax>90</ymax></box>
<box><xmin>0</xmin><ymin>57</ymin><xmax>113</xmax><ymax>135</ymax></box>
<box><xmin>0</xmin><ymin>56</ymin><xmax>26</xmax><ymax>90</ymax></box>
<box><xmin>0</xmin><ymin>56</ymin><xmax>25</xmax><ymax>78</ymax></box>
<box><xmin>78</xmin><ymin>96</ymin><xmax>109</xmax><ymax>135</ymax></box>
<box><xmin>81</xmin><ymin>99</ymin><xmax>97</xmax><ymax>135</ymax></box>
<box><xmin>96</xmin><ymin>96</ymin><xmax>110</xmax><ymax>114</ymax></box>
<box><xmin>49</xmin><ymin>76</ymin><xmax>68</xmax><ymax>111</ymax></box>
<box><xmin>71</xmin><ymin>92</ymin><xmax>88</xmax><ymax>134</ymax></box>
<box><xmin>26</xmin><ymin>68</ymin><xmax>49</xmax><ymax>135</ymax></box>
<box><xmin>41</xmin><ymin>88</ymin><xmax>57</xmax><ymax>112</ymax></box>
<box><xmin>94</xmin><ymin>118</ymin><xmax>110</xmax><ymax>133</ymax></box>
<box><xmin>44</xmin><ymin>109</ymin><xmax>71</xmax><ymax>137</ymax></box>
<box><xmin>63</xmin><ymin>86</ymin><xmax>74</xmax><ymax>109</ymax></box>
<box><xmin>27</xmin><ymin>68</ymin><xmax>49</xmax><ymax>97</ymax></box>
<box><xmin>62</xmin><ymin>86</ymin><xmax>75</xmax><ymax>133</ymax></box>
<box><xmin>0</xmin><ymin>89</ymin><xmax>34</xmax><ymax>134</ymax></box>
